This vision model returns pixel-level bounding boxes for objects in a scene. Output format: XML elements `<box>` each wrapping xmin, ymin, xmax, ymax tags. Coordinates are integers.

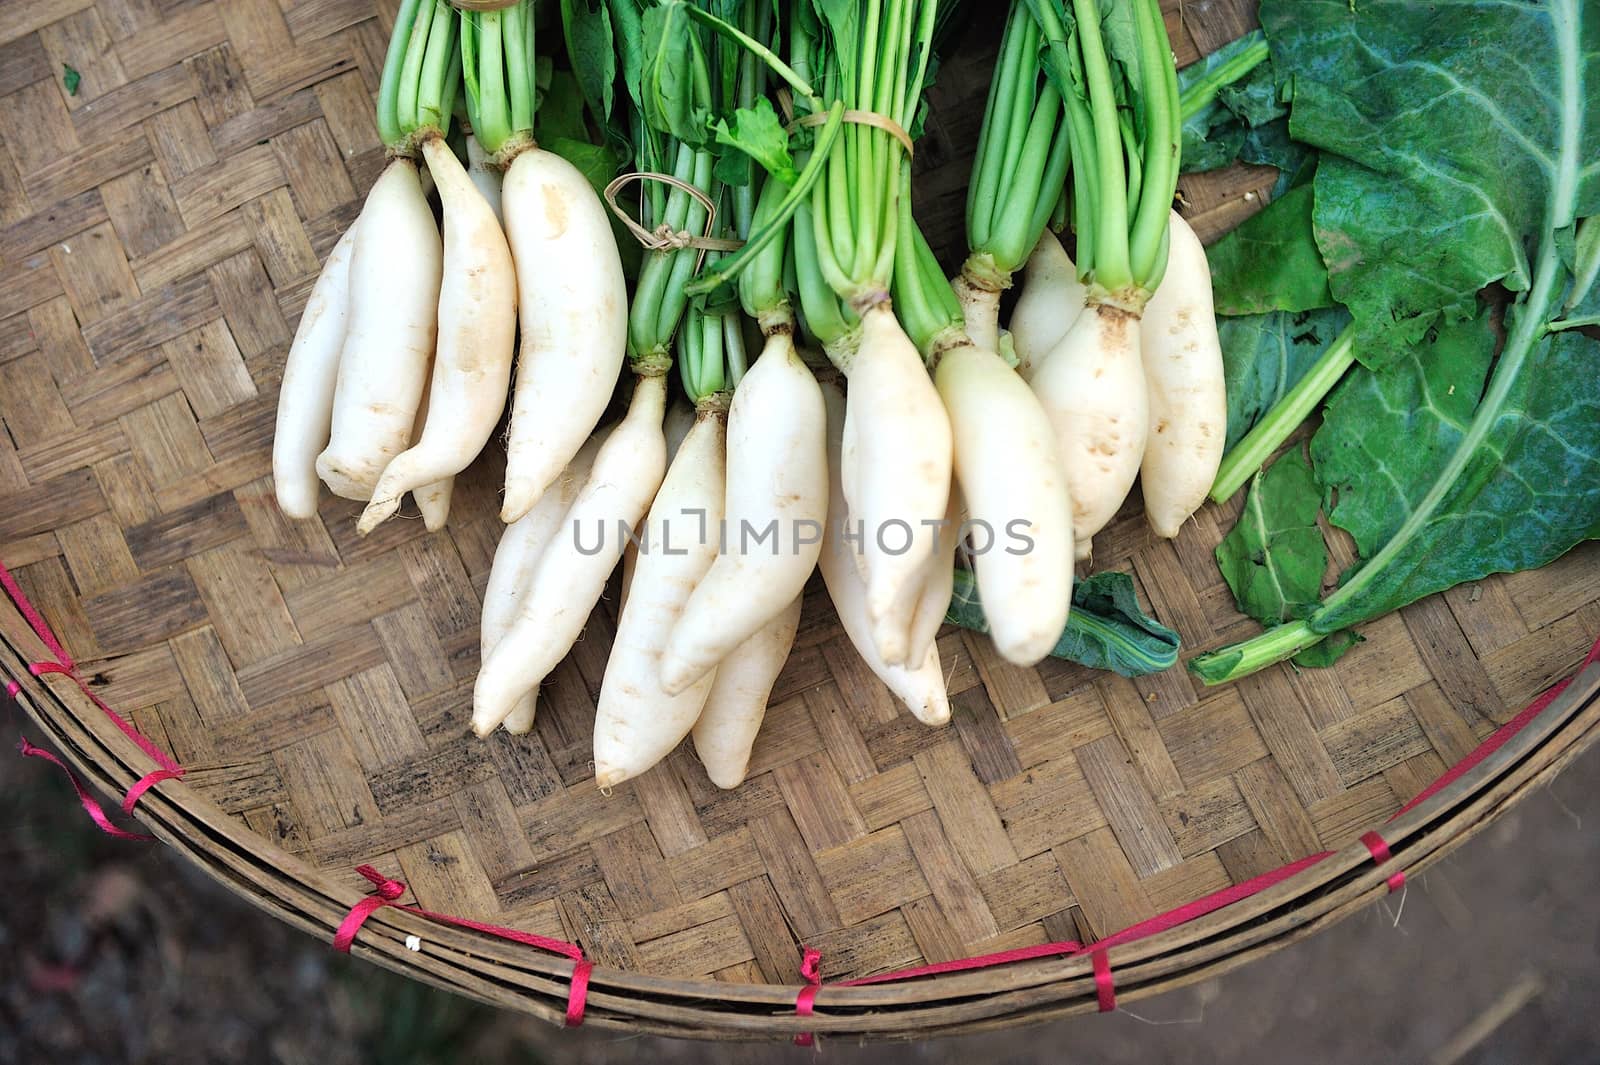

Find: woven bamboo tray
<box><xmin>3</xmin><ymin>0</ymin><xmax>1599</xmax><ymax>1042</ymax></box>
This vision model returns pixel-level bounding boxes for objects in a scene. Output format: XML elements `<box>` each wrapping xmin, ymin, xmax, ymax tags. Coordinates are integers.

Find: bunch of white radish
<box><xmin>1005</xmin><ymin>0</ymin><xmax>1225</xmax><ymax>557</ymax></box>
<box><xmin>267</xmin><ymin>0</ymin><xmax>1232</xmax><ymax>804</ymax></box>
<box><xmin>273</xmin><ymin>0</ymin><xmax>626</xmax><ymax>539</ymax></box>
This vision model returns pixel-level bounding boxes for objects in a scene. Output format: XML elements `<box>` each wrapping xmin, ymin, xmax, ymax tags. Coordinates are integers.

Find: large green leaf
<box><xmin>1215</xmin><ymin>449</ymin><xmax>1327</xmax><ymax>627</ymax></box>
<box><xmin>1311</xmin><ymin>320</ymin><xmax>1600</xmax><ymax>634</ymax></box>
<box><xmin>946</xmin><ymin>569</ymin><xmax>1180</xmax><ymax>678</ymax></box>
<box><xmin>1208</xmin><ymin>183</ymin><xmax>1333</xmax><ymax>315</ymax></box>
<box><xmin>1219</xmin><ymin>305</ymin><xmax>1352</xmax><ymax>451</ymax></box>
<box><xmin>1260</xmin><ymin>0</ymin><xmax>1600</xmax><ymax>364</ymax></box>
<box><xmin>1193</xmin><ymin>0</ymin><xmax>1600</xmax><ymax>684</ymax></box>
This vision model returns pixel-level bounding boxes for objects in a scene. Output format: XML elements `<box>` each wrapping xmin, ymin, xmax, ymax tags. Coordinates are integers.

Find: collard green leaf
<box><xmin>946</xmin><ymin>569</ymin><xmax>1180</xmax><ymax>678</ymax></box>
<box><xmin>1208</xmin><ymin>183</ymin><xmax>1334</xmax><ymax>315</ymax></box>
<box><xmin>1291</xmin><ymin>629</ymin><xmax>1362</xmax><ymax>668</ymax></box>
<box><xmin>1308</xmin><ymin>314</ymin><xmax>1600</xmax><ymax>634</ymax></box>
<box><xmin>1177</xmin><ymin>31</ymin><xmax>1279</xmax><ymax>175</ymax></box>
<box><xmin>1260</xmin><ymin>0</ymin><xmax>1600</xmax><ymax>364</ymax></box>
<box><xmin>712</xmin><ymin>96</ymin><xmax>800</xmax><ymax>186</ymax></box>
<box><xmin>62</xmin><ymin>64</ymin><xmax>81</xmax><ymax>97</ymax></box>
<box><xmin>1219</xmin><ymin>305</ymin><xmax>1353</xmax><ymax>451</ymax></box>
<box><xmin>1215</xmin><ymin>450</ymin><xmax>1328</xmax><ymax>626</ymax></box>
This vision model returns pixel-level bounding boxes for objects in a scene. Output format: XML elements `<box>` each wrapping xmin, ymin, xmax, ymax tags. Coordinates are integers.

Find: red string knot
<box><xmin>794</xmin><ymin>946</ymin><xmax>823</xmax><ymax>1047</ymax></box>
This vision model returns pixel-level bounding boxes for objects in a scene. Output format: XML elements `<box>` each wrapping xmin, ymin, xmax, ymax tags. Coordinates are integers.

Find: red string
<box><xmin>1396</xmin><ymin>635</ymin><xmax>1600</xmax><ymax>818</ymax></box>
<box><xmin>1360</xmin><ymin>831</ymin><xmax>1405</xmax><ymax>893</ymax></box>
<box><xmin>18</xmin><ymin>738</ymin><xmax>154</xmax><ymax>841</ymax></box>
<box><xmin>335</xmin><ymin>865</ymin><xmax>590</xmax><ymax>1026</ymax></box>
<box><xmin>794</xmin><ymin>946</ymin><xmax>822</xmax><ymax>1046</ymax></box>
<box><xmin>0</xmin><ymin>562</ymin><xmax>71</xmax><ymax>668</ymax></box>
<box><xmin>1091</xmin><ymin>948</ymin><xmax>1115</xmax><ymax>1012</ymax></box>
<box><xmin>2</xmin><ymin>557</ymin><xmax>184</xmax><ymax>816</ymax></box>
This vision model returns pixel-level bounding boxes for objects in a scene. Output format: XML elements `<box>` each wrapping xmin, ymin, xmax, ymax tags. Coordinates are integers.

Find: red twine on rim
<box><xmin>335</xmin><ymin>865</ymin><xmax>592</xmax><ymax>1027</ymax></box>
<box><xmin>1360</xmin><ymin>831</ymin><xmax>1406</xmax><ymax>893</ymax></box>
<box><xmin>17</xmin><ymin>737</ymin><xmax>154</xmax><ymax>841</ymax></box>
<box><xmin>1091</xmin><ymin>949</ymin><xmax>1115</xmax><ymax>1012</ymax></box>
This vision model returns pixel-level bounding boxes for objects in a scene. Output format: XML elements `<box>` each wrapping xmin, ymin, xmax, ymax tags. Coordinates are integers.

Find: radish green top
<box><xmin>377</xmin><ymin>0</ymin><xmax>463</xmax><ymax>151</ymax></box>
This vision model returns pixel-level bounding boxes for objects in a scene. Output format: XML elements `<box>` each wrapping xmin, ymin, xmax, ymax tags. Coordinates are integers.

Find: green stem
<box><xmin>395</xmin><ymin>0</ymin><xmax>437</xmax><ymax>138</ymax></box>
<box><xmin>1072</xmin><ymin>0</ymin><xmax>1133</xmax><ymax>292</ymax></box>
<box><xmin>1127</xmin><ymin>0</ymin><xmax>1181</xmax><ymax>288</ymax></box>
<box><xmin>1210</xmin><ymin>324</ymin><xmax>1357</xmax><ymax>504</ymax></box>
<box><xmin>682</xmin><ymin>4</ymin><xmax>819</xmax><ymax>103</ymax></box>
<box><xmin>377</xmin><ymin>0</ymin><xmax>424</xmax><ymax>147</ymax></box>
<box><xmin>504</xmin><ymin>2</ymin><xmax>535</xmax><ymax>135</ymax></box>
<box><xmin>415</xmin><ymin>1</ymin><xmax>456</xmax><ymax>133</ymax></box>
<box><xmin>1188</xmin><ymin>619</ymin><xmax>1321</xmax><ymax>685</ymax></box>
<box><xmin>1178</xmin><ymin>34</ymin><xmax>1268</xmax><ymax>121</ymax></box>
<box><xmin>689</xmin><ymin>104</ymin><xmax>846</xmax><ymax>299</ymax></box>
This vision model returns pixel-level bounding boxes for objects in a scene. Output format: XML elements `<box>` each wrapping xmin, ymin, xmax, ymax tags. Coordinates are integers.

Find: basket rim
<box><xmin>8</xmin><ymin>586</ymin><xmax>1599</xmax><ymax>1039</ymax></box>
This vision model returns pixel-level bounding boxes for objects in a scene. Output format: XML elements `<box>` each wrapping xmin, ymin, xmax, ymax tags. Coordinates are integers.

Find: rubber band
<box><xmin>1359</xmin><ymin>831</ymin><xmax>1406</xmax><ymax>894</ymax></box>
<box><xmin>794</xmin><ymin>109</ymin><xmax>916</xmax><ymax>159</ymax></box>
<box><xmin>335</xmin><ymin>865</ymin><xmax>591</xmax><ymax>1026</ymax></box>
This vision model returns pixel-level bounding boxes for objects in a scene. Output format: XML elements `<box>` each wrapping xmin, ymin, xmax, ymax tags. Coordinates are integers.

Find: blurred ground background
<box><xmin>3</xmin><ymin>689</ymin><xmax>1596</xmax><ymax>1065</ymax></box>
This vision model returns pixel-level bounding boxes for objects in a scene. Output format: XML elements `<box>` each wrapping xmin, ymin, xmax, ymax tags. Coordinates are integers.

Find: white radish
<box><xmin>658</xmin><ymin>332</ymin><xmax>828</xmax><ymax>695</ymax></box>
<box><xmin>414</xmin><ymin>478</ymin><xmax>453</xmax><ymax>531</ymax></box>
<box><xmin>1029</xmin><ymin>299</ymin><xmax>1148</xmax><ymax>559</ymax></box>
<box><xmin>1011</xmin><ymin>231</ymin><xmax>1086</xmax><ymax>380</ymax></box>
<box><xmin>905</xmin><ymin>487</ymin><xmax>962</xmax><ymax>668</ymax></box>
<box><xmin>951</xmin><ymin>270</ymin><xmax>1004</xmax><ymax>354</ymax></box>
<box><xmin>472</xmin><ymin>374</ymin><xmax>667</xmax><ymax>736</ymax></box>
<box><xmin>317</xmin><ymin>158</ymin><xmax>442</xmax><ymax>500</ymax></box>
<box><xmin>841</xmin><ymin>303</ymin><xmax>953</xmax><ymax>665</ymax></box>
<box><xmin>464</xmin><ymin>132</ymin><xmax>504</xmax><ymax>228</ymax></box>
<box><xmin>1140</xmin><ymin>211</ymin><xmax>1226</xmax><ymax>539</ymax></box>
<box><xmin>500</xmin><ymin>148</ymin><xmax>629</xmax><ymax>523</ymax></box>
<box><xmin>664</xmin><ymin>397</ymin><xmax>697</xmax><ymax>461</ymax></box>
<box><xmin>593</xmin><ymin>408</ymin><xmax>727</xmax><ymax>787</ymax></box>
<box><xmin>406</xmin><ymin>366</ymin><xmax>454</xmax><ymax>531</ymax></box>
<box><xmin>936</xmin><ymin>342</ymin><xmax>1074</xmax><ymax>665</ymax></box>
<box><xmin>358</xmin><ymin>136</ymin><xmax>517</xmax><ymax>535</ymax></box>
<box><xmin>274</xmin><ymin>225</ymin><xmax>356</xmax><ymax>519</ymax></box>
<box><xmin>820</xmin><ymin>380</ymin><xmax>950</xmax><ymax>726</ymax></box>
<box><xmin>483</xmin><ymin>431</ymin><xmax>605</xmax><ymax>735</ymax></box>
<box><xmin>692</xmin><ymin>594</ymin><xmax>801</xmax><ymax>789</ymax></box>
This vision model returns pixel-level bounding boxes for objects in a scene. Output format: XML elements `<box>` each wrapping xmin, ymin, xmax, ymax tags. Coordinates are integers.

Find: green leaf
<box><xmin>1216</xmin><ymin>450</ymin><xmax>1328</xmax><ymax>627</ymax></box>
<box><xmin>640</xmin><ymin>4</ymin><xmax>710</xmax><ymax>145</ymax></box>
<box><xmin>946</xmin><ymin>569</ymin><xmax>1180</xmax><ymax>678</ymax></box>
<box><xmin>62</xmin><ymin>64</ymin><xmax>80</xmax><ymax>96</ymax></box>
<box><xmin>1309</xmin><ymin>308</ymin><xmax>1600</xmax><ymax>634</ymax></box>
<box><xmin>1177</xmin><ymin>31</ymin><xmax>1279</xmax><ymax>175</ymax></box>
<box><xmin>1260</xmin><ymin>0</ymin><xmax>1600</xmax><ymax>364</ymax></box>
<box><xmin>1291</xmin><ymin>629</ymin><xmax>1362</xmax><ymax>668</ymax></box>
<box><xmin>1219</xmin><ymin>305</ymin><xmax>1353</xmax><ymax>451</ymax></box>
<box><xmin>533</xmin><ymin>69</ymin><xmax>589</xmax><ymax>145</ymax></box>
<box><xmin>1193</xmin><ymin>1</ymin><xmax>1600</xmax><ymax>685</ymax></box>
<box><xmin>1208</xmin><ymin>183</ymin><xmax>1333</xmax><ymax>314</ymax></box>
<box><xmin>560</xmin><ymin>0</ymin><xmax>616</xmax><ymax>123</ymax></box>
<box><xmin>712</xmin><ymin>96</ymin><xmax>799</xmax><ymax>186</ymax></box>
